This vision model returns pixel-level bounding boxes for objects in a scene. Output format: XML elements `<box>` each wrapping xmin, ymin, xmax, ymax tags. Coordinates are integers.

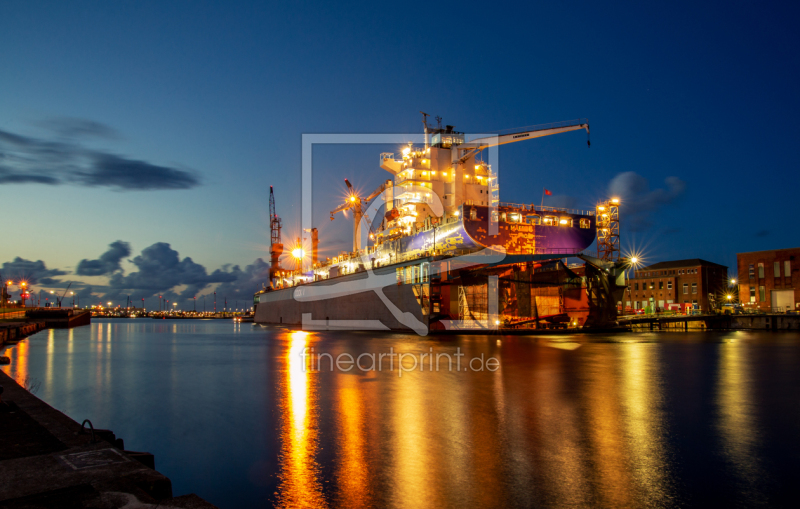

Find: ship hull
<box><xmin>381</xmin><ymin>205</ymin><xmax>595</xmax><ymax>260</ymax></box>
<box><xmin>254</xmin><ymin>263</ymin><xmax>427</xmax><ymax>331</ymax></box>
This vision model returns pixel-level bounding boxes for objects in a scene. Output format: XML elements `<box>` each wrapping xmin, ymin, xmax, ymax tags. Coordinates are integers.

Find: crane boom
<box><xmin>456</xmin><ymin>120</ymin><xmax>589</xmax><ymax>164</ymax></box>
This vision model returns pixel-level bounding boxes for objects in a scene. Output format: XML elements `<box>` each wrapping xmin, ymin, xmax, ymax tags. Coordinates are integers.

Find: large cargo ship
<box><xmin>254</xmin><ymin>116</ymin><xmax>628</xmax><ymax>333</ymax></box>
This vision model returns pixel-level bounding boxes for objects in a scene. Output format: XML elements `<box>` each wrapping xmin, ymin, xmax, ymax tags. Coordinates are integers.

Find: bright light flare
<box><xmin>292</xmin><ymin>248</ymin><xmax>305</xmax><ymax>260</ymax></box>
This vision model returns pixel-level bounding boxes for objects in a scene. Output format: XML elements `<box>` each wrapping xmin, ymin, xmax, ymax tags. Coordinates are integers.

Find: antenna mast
<box><xmin>420</xmin><ymin>111</ymin><xmax>430</xmax><ymax>149</ymax></box>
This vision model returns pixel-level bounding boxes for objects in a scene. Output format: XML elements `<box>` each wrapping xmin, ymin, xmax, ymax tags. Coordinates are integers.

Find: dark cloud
<box><xmin>77</xmin><ymin>154</ymin><xmax>198</xmax><ymax>190</ymax></box>
<box><xmin>4</xmin><ymin>242</ymin><xmax>272</xmax><ymax>307</ymax></box>
<box><xmin>0</xmin><ymin>168</ymin><xmax>60</xmax><ymax>184</ymax></box>
<box><xmin>0</xmin><ymin>257</ymin><xmax>67</xmax><ymax>286</ymax></box>
<box><xmin>0</xmin><ymin>124</ymin><xmax>199</xmax><ymax>190</ymax></box>
<box><xmin>212</xmin><ymin>258</ymin><xmax>271</xmax><ymax>302</ymax></box>
<box><xmin>608</xmin><ymin>172</ymin><xmax>686</xmax><ymax>231</ymax></box>
<box><xmin>76</xmin><ymin>240</ymin><xmax>132</xmax><ymax>276</ymax></box>
<box><xmin>106</xmin><ymin>242</ymin><xmax>238</xmax><ymax>300</ymax></box>
<box><xmin>37</xmin><ymin>117</ymin><xmax>120</xmax><ymax>140</ymax></box>
<box><xmin>754</xmin><ymin>229</ymin><xmax>770</xmax><ymax>238</ymax></box>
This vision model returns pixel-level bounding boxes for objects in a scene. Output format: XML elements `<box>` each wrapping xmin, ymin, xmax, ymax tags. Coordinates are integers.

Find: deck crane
<box><xmin>454</xmin><ymin>119</ymin><xmax>590</xmax><ymax>165</ymax></box>
<box><xmin>269</xmin><ymin>186</ymin><xmax>283</xmax><ymax>282</ymax></box>
<box><xmin>447</xmin><ymin>119</ymin><xmax>590</xmax><ymax>216</ymax></box>
<box><xmin>330</xmin><ymin>179</ymin><xmax>391</xmax><ymax>252</ymax></box>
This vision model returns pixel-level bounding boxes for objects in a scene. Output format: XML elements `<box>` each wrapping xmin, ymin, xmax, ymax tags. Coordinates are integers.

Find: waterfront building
<box><xmin>626</xmin><ymin>259</ymin><xmax>728</xmax><ymax>313</ymax></box>
<box><xmin>737</xmin><ymin>247</ymin><xmax>799</xmax><ymax>312</ymax></box>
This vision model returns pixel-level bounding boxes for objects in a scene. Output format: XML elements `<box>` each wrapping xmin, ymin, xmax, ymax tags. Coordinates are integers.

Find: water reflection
<box><xmin>333</xmin><ymin>364</ymin><xmax>370</xmax><ymax>507</ymax></box>
<box><xmin>619</xmin><ymin>343</ymin><xmax>673</xmax><ymax>505</ymax></box>
<box><xmin>3</xmin><ymin>323</ymin><xmax>798</xmax><ymax>508</ymax></box>
<box><xmin>274</xmin><ymin>331</ymin><xmax>327</xmax><ymax>508</ymax></box>
<box><xmin>716</xmin><ymin>341</ymin><xmax>765</xmax><ymax>504</ymax></box>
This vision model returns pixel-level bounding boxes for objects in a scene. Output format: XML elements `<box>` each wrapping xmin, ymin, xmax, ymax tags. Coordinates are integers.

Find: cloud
<box><xmin>212</xmin><ymin>258</ymin><xmax>271</xmax><ymax>302</ymax></box>
<box><xmin>754</xmin><ymin>229</ymin><xmax>770</xmax><ymax>238</ymax></box>
<box><xmin>4</xmin><ymin>242</ymin><xmax>273</xmax><ymax>307</ymax></box>
<box><xmin>608</xmin><ymin>172</ymin><xmax>686</xmax><ymax>231</ymax></box>
<box><xmin>0</xmin><ymin>257</ymin><xmax>67</xmax><ymax>285</ymax></box>
<box><xmin>76</xmin><ymin>241</ymin><xmax>132</xmax><ymax>276</ymax></box>
<box><xmin>106</xmin><ymin>242</ymin><xmax>239</xmax><ymax>300</ymax></box>
<box><xmin>0</xmin><ymin>123</ymin><xmax>199</xmax><ymax>190</ymax></box>
<box><xmin>37</xmin><ymin>117</ymin><xmax>120</xmax><ymax>140</ymax></box>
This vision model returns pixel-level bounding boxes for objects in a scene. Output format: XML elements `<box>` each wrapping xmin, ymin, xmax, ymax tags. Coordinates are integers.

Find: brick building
<box><xmin>625</xmin><ymin>259</ymin><xmax>728</xmax><ymax>312</ymax></box>
<box><xmin>737</xmin><ymin>247</ymin><xmax>799</xmax><ymax>312</ymax></box>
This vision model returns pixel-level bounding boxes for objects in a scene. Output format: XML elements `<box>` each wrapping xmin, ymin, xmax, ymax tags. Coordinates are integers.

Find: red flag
<box><xmin>544</xmin><ymin>189</ymin><xmax>552</xmax><ymax>195</ymax></box>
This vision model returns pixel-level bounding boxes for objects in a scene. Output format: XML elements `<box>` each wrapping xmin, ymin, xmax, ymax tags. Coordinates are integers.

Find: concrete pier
<box><xmin>0</xmin><ymin>370</ymin><xmax>218</xmax><ymax>508</ymax></box>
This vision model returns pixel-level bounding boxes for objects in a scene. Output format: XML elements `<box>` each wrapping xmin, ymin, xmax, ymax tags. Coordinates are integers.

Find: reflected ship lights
<box><xmin>274</xmin><ymin>331</ymin><xmax>327</xmax><ymax>508</ymax></box>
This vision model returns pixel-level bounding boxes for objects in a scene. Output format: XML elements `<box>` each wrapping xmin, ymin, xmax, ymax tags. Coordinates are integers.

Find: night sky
<box><xmin>2</xmin><ymin>1</ymin><xmax>798</xmax><ymax>306</ymax></box>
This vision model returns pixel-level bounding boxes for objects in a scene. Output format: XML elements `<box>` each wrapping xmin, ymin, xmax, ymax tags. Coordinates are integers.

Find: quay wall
<box><xmin>731</xmin><ymin>314</ymin><xmax>800</xmax><ymax>330</ymax></box>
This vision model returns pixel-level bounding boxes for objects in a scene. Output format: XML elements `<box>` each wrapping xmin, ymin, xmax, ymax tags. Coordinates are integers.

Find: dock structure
<box><xmin>618</xmin><ymin>313</ymin><xmax>800</xmax><ymax>331</ymax></box>
<box><xmin>1</xmin><ymin>309</ymin><xmax>91</xmax><ymax>347</ymax></box>
<box><xmin>0</xmin><ymin>371</ymin><xmax>218</xmax><ymax>508</ymax></box>
<box><xmin>619</xmin><ymin>314</ymin><xmax>732</xmax><ymax>331</ymax></box>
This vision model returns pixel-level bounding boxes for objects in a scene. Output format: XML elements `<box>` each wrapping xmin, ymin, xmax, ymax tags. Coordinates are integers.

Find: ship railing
<box><xmin>395</xmin><ymin>171</ymin><xmax>432</xmax><ymax>183</ymax></box>
<box><xmin>497</xmin><ymin>202</ymin><xmax>595</xmax><ymax>216</ymax></box>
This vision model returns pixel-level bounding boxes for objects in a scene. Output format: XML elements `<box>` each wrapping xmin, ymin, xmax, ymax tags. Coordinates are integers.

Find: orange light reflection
<box><xmin>274</xmin><ymin>331</ymin><xmax>327</xmax><ymax>508</ymax></box>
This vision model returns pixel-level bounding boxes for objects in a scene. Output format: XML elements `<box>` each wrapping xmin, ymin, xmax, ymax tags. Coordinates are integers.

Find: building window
<box><xmin>634</xmin><ymin>301</ymin><xmax>639</xmax><ymax>309</ymax></box>
<box><xmin>786</xmin><ymin>260</ymin><xmax>791</xmax><ymax>278</ymax></box>
<box><xmin>692</xmin><ymin>283</ymin><xmax>697</xmax><ymax>294</ymax></box>
<box><xmin>649</xmin><ymin>282</ymin><xmax>655</xmax><ymax>289</ymax></box>
<box><xmin>634</xmin><ymin>283</ymin><xmax>639</xmax><ymax>291</ymax></box>
<box><xmin>667</xmin><ymin>281</ymin><xmax>673</xmax><ymax>290</ymax></box>
<box><xmin>758</xmin><ymin>263</ymin><xmax>764</xmax><ymax>278</ymax></box>
<box><xmin>659</xmin><ymin>281</ymin><xmax>663</xmax><ymax>290</ymax></box>
<box><xmin>749</xmin><ymin>264</ymin><xmax>754</xmax><ymax>279</ymax></box>
<box><xmin>683</xmin><ymin>283</ymin><xmax>688</xmax><ymax>295</ymax></box>
<box><xmin>774</xmin><ymin>261</ymin><xmax>781</xmax><ymax>278</ymax></box>
<box><xmin>759</xmin><ymin>285</ymin><xmax>765</xmax><ymax>302</ymax></box>
<box><xmin>750</xmin><ymin>286</ymin><xmax>756</xmax><ymax>302</ymax></box>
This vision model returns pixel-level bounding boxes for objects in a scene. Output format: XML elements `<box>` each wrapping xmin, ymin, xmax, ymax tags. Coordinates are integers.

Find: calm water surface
<box><xmin>3</xmin><ymin>319</ymin><xmax>800</xmax><ymax>508</ymax></box>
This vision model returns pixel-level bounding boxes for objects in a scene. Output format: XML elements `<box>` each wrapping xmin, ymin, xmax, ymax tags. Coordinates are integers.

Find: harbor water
<box><xmin>3</xmin><ymin>319</ymin><xmax>800</xmax><ymax>507</ymax></box>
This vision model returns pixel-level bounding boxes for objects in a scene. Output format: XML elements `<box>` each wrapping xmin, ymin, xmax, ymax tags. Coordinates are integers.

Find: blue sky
<box><xmin>2</xmin><ymin>0</ymin><xmax>798</xmax><ymax>306</ymax></box>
